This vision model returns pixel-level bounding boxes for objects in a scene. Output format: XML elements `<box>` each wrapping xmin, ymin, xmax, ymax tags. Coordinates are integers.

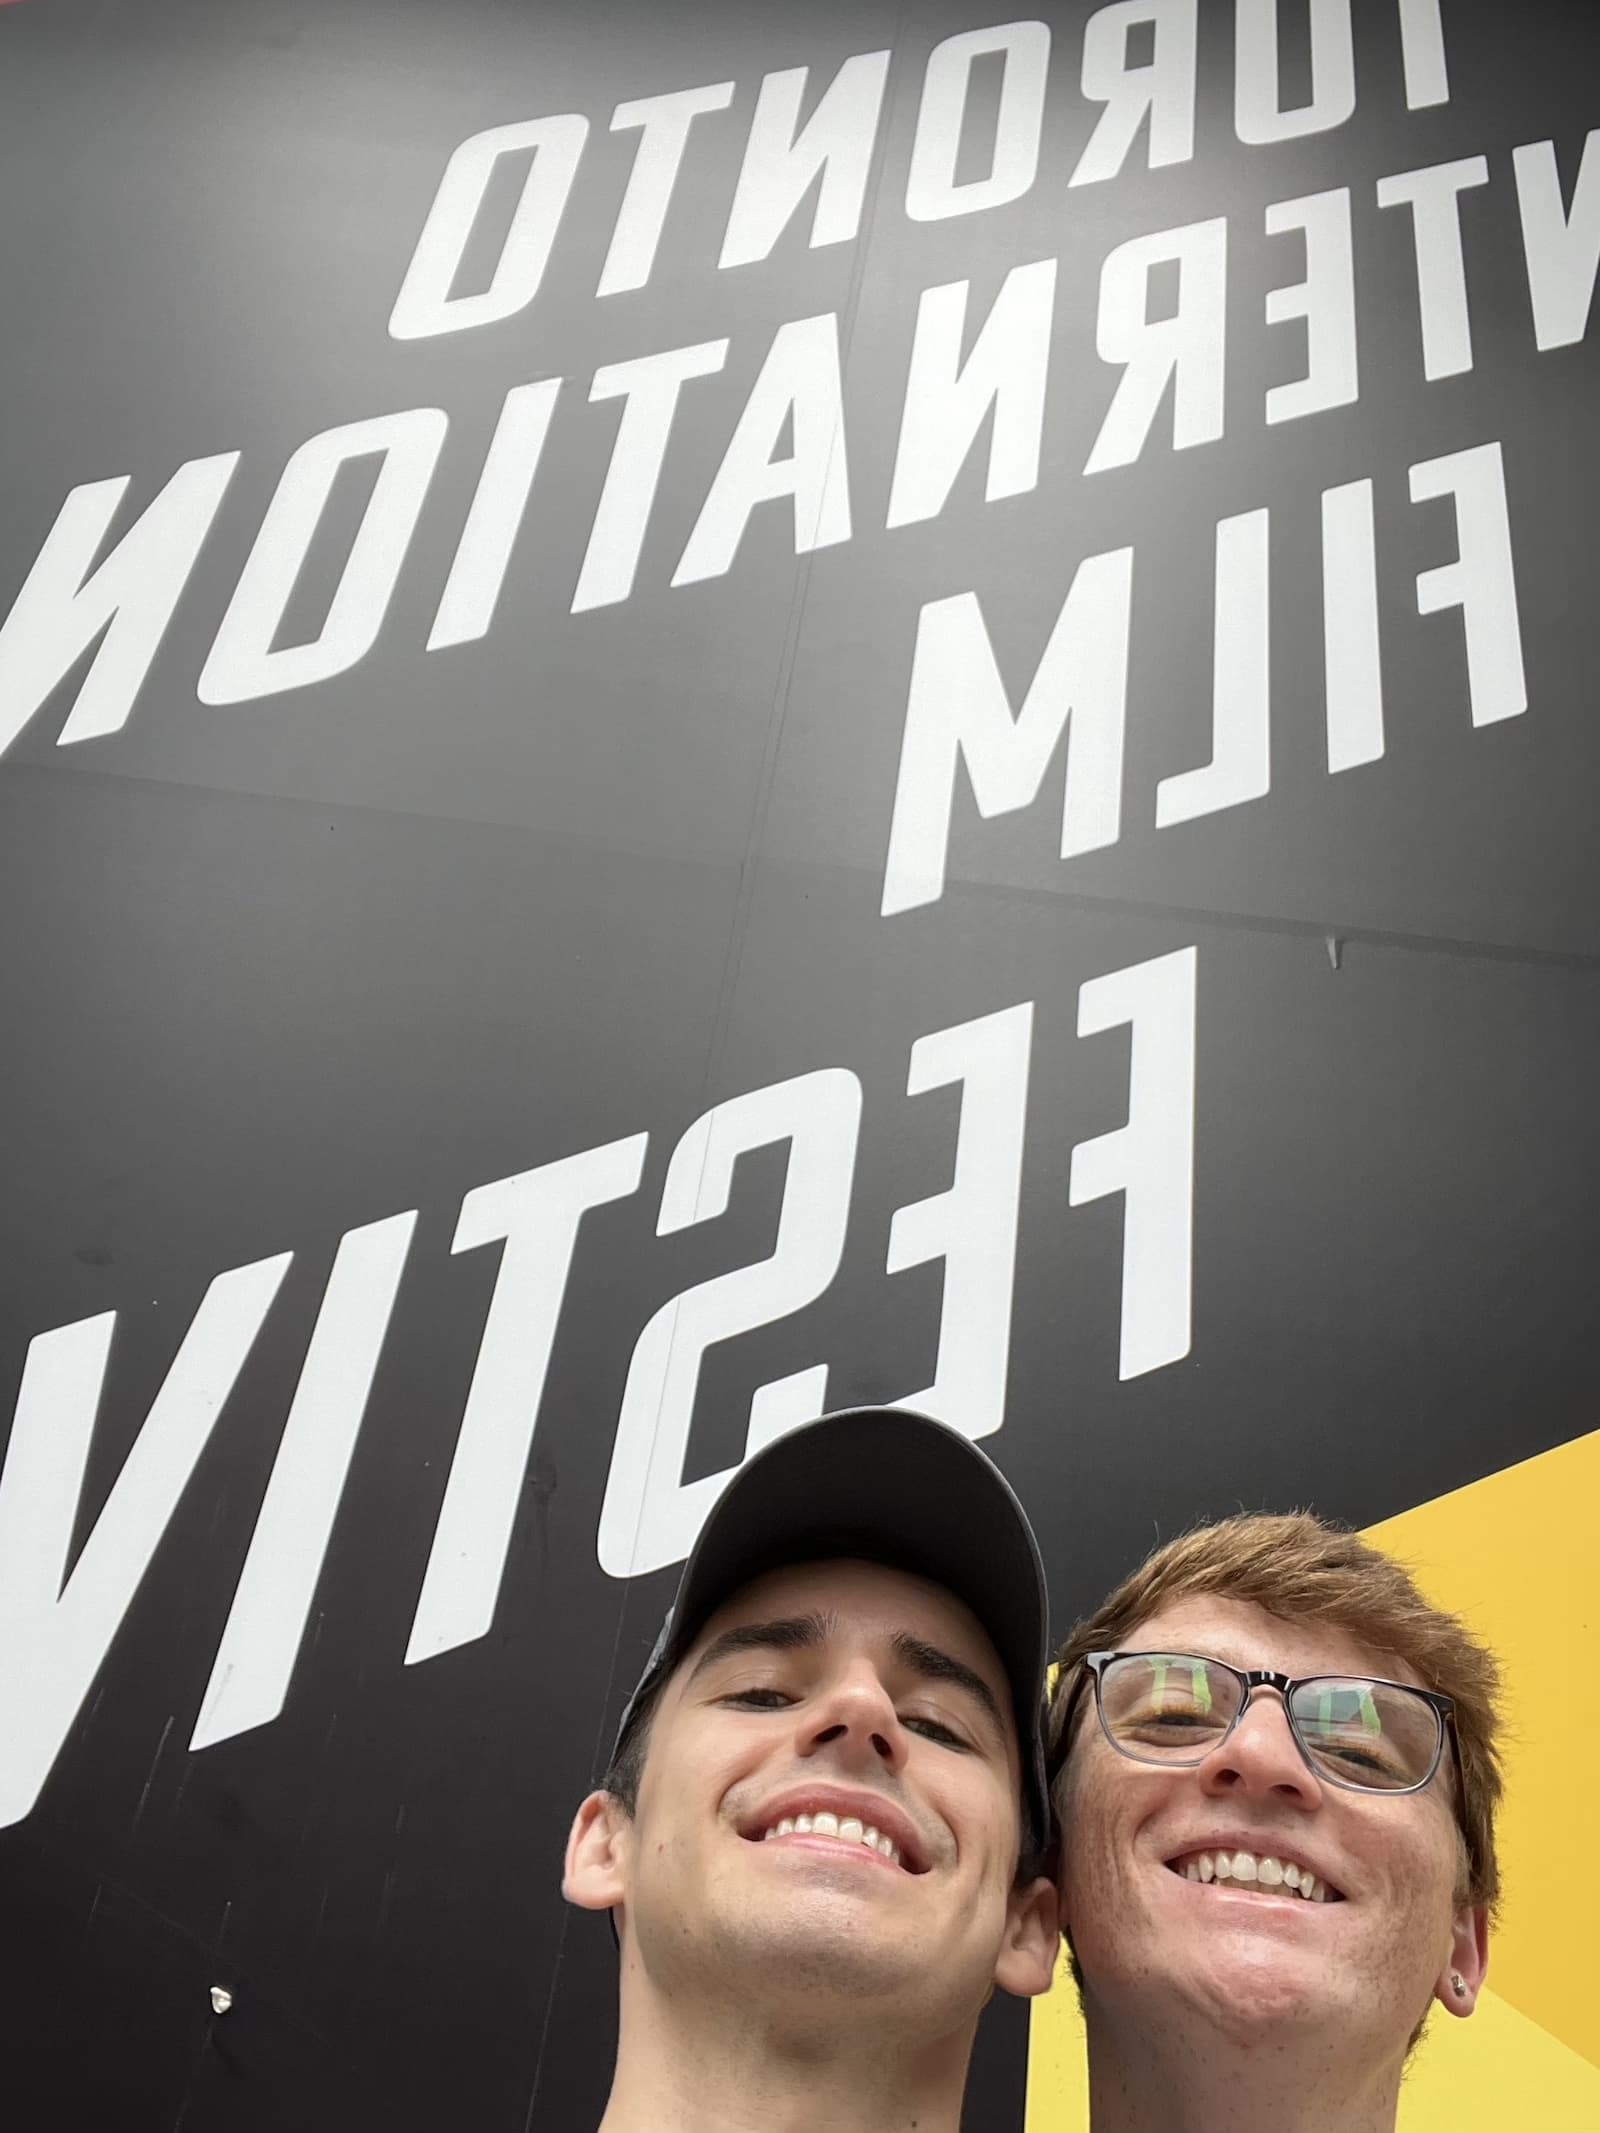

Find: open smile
<box><xmin>739</xmin><ymin>1788</ymin><xmax>930</xmax><ymax>1874</ymax></box>
<box><xmin>1164</xmin><ymin>1847</ymin><xmax>1344</xmax><ymax>1903</ymax></box>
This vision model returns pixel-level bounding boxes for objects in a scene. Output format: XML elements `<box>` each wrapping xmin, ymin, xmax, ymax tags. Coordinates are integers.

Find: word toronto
<box><xmin>0</xmin><ymin>8</ymin><xmax>1594</xmax><ymax>917</ymax></box>
<box><xmin>0</xmin><ymin>948</ymin><xmax>1195</xmax><ymax>1828</ymax></box>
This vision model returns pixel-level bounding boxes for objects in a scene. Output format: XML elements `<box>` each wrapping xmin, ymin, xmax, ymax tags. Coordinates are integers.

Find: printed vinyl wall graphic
<box><xmin>0</xmin><ymin>1</ymin><xmax>1594</xmax><ymax>2125</ymax></box>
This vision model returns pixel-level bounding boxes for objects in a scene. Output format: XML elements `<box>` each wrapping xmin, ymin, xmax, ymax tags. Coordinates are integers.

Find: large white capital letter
<box><xmin>888</xmin><ymin>260</ymin><xmax>1056</xmax><ymax>529</ymax></box>
<box><xmin>719</xmin><ymin>52</ymin><xmax>891</xmax><ymax>269</ymax></box>
<box><xmin>1086</xmin><ymin>218</ymin><xmax>1226</xmax><ymax>474</ymax></box>
<box><xmin>599</xmin><ymin>1070</ymin><xmax>860</xmax><ymax>1580</ymax></box>
<box><xmin>906</xmin><ymin>22</ymin><xmax>1050</xmax><ymax>222</ymax></box>
<box><xmin>1070</xmin><ymin>948</ymin><xmax>1196</xmax><ymax>1380</ymax></box>
<box><xmin>200</xmin><ymin>409</ymin><xmax>447</xmax><ymax>704</ymax></box>
<box><xmin>0</xmin><ymin>1256</ymin><xmax>290</xmax><ymax>1830</ymax></box>
<box><xmin>0</xmin><ymin>454</ymin><xmax>238</xmax><ymax>758</ymax></box>
<box><xmin>1397</xmin><ymin>0</ymin><xmax>1449</xmax><ymax>110</ymax></box>
<box><xmin>600</xmin><ymin>82</ymin><xmax>735</xmax><ymax>297</ymax></box>
<box><xmin>1376</xmin><ymin>156</ymin><xmax>1489</xmax><ymax>381</ymax></box>
<box><xmin>430</xmin><ymin>380</ymin><xmax>561</xmax><ymax>650</ymax></box>
<box><xmin>573</xmin><ymin>340</ymin><xmax>729</xmax><ymax>611</ymax></box>
<box><xmin>882</xmin><ymin>551</ymin><xmax>1133</xmax><ymax>916</ymax></box>
<box><xmin>390</xmin><ymin>115</ymin><xmax>588</xmax><ymax>339</ymax></box>
<box><xmin>673</xmin><ymin>314</ymin><xmax>851</xmax><ymax>586</ymax></box>
<box><xmin>1234</xmin><ymin>0</ymin><xmax>1355</xmax><ymax>145</ymax></box>
<box><xmin>1264</xmin><ymin>189</ymin><xmax>1357</xmax><ymax>425</ymax></box>
<box><xmin>407</xmin><ymin>1135</ymin><xmax>649</xmax><ymax>1662</ymax></box>
<box><xmin>1410</xmin><ymin>442</ymin><xmax>1526</xmax><ymax>727</ymax></box>
<box><xmin>1156</xmin><ymin>508</ymin><xmax>1270</xmax><ymax>828</ymax></box>
<box><xmin>1322</xmin><ymin>477</ymin><xmax>1383</xmax><ymax>773</ymax></box>
<box><xmin>889</xmin><ymin>1003</ymin><xmax>1032</xmax><ymax>1441</ymax></box>
<box><xmin>1513</xmin><ymin>133</ymin><xmax>1600</xmax><ymax>351</ymax></box>
<box><xmin>1070</xmin><ymin>0</ymin><xmax>1197</xmax><ymax>187</ymax></box>
<box><xmin>192</xmin><ymin>1214</ymin><xmax>416</xmax><ymax>1749</ymax></box>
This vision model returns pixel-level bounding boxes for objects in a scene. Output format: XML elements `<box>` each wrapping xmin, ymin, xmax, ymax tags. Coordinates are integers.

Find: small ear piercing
<box><xmin>1451</xmin><ymin>1974</ymin><xmax>1469</xmax><ymax>1999</ymax></box>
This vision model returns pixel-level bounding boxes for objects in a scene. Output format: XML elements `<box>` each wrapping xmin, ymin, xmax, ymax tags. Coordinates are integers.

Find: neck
<box><xmin>1085</xmin><ymin>2002</ymin><xmax>1403</xmax><ymax>2133</ymax></box>
<box><xmin>597</xmin><ymin>1959</ymin><xmax>975</xmax><ymax>2133</ymax></box>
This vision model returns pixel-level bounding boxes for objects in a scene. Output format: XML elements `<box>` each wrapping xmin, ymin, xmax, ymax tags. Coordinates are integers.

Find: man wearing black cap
<box><xmin>562</xmin><ymin>1404</ymin><xmax>1059</xmax><ymax>2133</ymax></box>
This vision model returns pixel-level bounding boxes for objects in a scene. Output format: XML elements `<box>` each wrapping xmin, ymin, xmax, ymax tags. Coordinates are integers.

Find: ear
<box><xmin>1434</xmin><ymin>1902</ymin><xmax>1489</xmax><ymax>2018</ymax></box>
<box><xmin>993</xmin><ymin>1875</ymin><xmax>1061</xmax><ymax>1999</ymax></box>
<box><xmin>562</xmin><ymin>1790</ymin><xmax>632</xmax><ymax>1914</ymax></box>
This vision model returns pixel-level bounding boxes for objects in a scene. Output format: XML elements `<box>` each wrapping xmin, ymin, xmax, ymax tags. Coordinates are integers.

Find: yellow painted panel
<box><xmin>1399</xmin><ymin>1988</ymin><xmax>1600</xmax><ymax>2132</ymax></box>
<box><xmin>1368</xmin><ymin>1426</ymin><xmax>1600</xmax><ymax>2070</ymax></box>
<box><xmin>1024</xmin><ymin>1983</ymin><xmax>1600</xmax><ymax>2133</ymax></box>
<box><xmin>1024</xmin><ymin>1961</ymin><xmax>1088</xmax><ymax>2133</ymax></box>
<box><xmin>1027</xmin><ymin>1428</ymin><xmax>1600</xmax><ymax>2127</ymax></box>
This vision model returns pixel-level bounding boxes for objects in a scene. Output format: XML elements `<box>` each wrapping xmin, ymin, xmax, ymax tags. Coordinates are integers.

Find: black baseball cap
<box><xmin>610</xmin><ymin>1405</ymin><xmax>1052</xmax><ymax>1857</ymax></box>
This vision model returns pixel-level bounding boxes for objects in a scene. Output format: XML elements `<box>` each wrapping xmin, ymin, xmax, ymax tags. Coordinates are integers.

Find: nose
<box><xmin>796</xmin><ymin>1655</ymin><xmax>908</xmax><ymax>1776</ymax></box>
<box><xmin>1197</xmin><ymin>1687</ymin><xmax>1321</xmax><ymax>1810</ymax></box>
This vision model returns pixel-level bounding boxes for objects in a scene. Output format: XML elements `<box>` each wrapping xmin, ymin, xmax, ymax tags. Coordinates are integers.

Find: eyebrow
<box><xmin>687</xmin><ymin>1613</ymin><xmax>832</xmax><ymax>1682</ymax></box>
<box><xmin>892</xmin><ymin>1633</ymin><xmax>1007</xmax><ymax>1742</ymax></box>
<box><xmin>688</xmin><ymin>1614</ymin><xmax>1007</xmax><ymax>1743</ymax></box>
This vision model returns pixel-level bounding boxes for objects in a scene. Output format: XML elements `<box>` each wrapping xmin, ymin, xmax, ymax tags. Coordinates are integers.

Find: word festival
<box><xmin>0</xmin><ymin>946</ymin><xmax>1194</xmax><ymax>1829</ymax></box>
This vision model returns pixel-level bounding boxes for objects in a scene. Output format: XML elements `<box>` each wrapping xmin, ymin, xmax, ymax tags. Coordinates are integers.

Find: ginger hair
<box><xmin>1048</xmin><ymin>1512</ymin><xmax>1503</xmax><ymax>1912</ymax></box>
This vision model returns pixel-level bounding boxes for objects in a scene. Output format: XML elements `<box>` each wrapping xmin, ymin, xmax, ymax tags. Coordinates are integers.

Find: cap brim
<box><xmin>615</xmin><ymin>1406</ymin><xmax>1050</xmax><ymax>1854</ymax></box>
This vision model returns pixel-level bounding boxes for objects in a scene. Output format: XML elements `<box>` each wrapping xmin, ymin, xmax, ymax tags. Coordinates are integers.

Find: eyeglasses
<box><xmin>1083</xmin><ymin>1650</ymin><xmax>1458</xmax><ymax>1795</ymax></box>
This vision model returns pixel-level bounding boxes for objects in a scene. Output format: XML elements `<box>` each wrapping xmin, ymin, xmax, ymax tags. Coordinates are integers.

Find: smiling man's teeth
<box><xmin>1177</xmin><ymin>1852</ymin><xmax>1330</xmax><ymax>1900</ymax></box>
<box><xmin>759</xmin><ymin>1813</ymin><xmax>902</xmax><ymax>1864</ymax></box>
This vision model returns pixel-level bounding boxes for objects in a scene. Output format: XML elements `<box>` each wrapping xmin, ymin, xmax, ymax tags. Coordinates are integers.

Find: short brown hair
<box><xmin>1047</xmin><ymin>1512</ymin><xmax>1503</xmax><ymax>1914</ymax></box>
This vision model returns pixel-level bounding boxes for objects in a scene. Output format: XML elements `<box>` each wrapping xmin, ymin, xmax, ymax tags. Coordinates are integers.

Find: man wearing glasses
<box><xmin>1048</xmin><ymin>1512</ymin><xmax>1503</xmax><ymax>2133</ymax></box>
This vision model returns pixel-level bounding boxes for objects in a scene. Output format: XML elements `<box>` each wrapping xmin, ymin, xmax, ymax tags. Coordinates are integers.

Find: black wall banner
<box><xmin>0</xmin><ymin>2</ymin><xmax>1595</xmax><ymax>2126</ymax></box>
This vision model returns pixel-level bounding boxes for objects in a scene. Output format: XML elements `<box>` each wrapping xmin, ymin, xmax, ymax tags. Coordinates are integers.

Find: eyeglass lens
<box><xmin>1098</xmin><ymin>1653</ymin><xmax>1442</xmax><ymax>1791</ymax></box>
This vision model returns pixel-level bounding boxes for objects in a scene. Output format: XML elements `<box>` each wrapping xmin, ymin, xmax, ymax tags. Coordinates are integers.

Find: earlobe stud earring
<box><xmin>1451</xmin><ymin>1974</ymin><xmax>1468</xmax><ymax>1999</ymax></box>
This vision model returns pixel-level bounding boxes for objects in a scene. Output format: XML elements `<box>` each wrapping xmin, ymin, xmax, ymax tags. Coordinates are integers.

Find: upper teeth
<box><xmin>1177</xmin><ymin>1851</ymin><xmax>1333</xmax><ymax>1901</ymax></box>
<box><xmin>761</xmin><ymin>1811</ymin><xmax>901</xmax><ymax>1865</ymax></box>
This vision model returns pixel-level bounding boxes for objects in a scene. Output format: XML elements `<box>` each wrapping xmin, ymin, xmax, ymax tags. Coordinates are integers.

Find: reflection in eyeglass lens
<box><xmin>1100</xmin><ymin>1655</ymin><xmax>1442</xmax><ymax>1791</ymax></box>
<box><xmin>1288</xmin><ymin>1677</ymin><xmax>1440</xmax><ymax>1789</ymax></box>
<box><xmin>1100</xmin><ymin>1655</ymin><xmax>1237</xmax><ymax>1748</ymax></box>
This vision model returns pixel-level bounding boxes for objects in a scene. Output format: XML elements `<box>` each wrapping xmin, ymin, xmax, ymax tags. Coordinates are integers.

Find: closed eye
<box><xmin>904</xmin><ymin>1715</ymin><xmax>971</xmax><ymax>1750</ymax></box>
<box><xmin>1317</xmin><ymin>1742</ymin><xmax>1404</xmax><ymax>1777</ymax></box>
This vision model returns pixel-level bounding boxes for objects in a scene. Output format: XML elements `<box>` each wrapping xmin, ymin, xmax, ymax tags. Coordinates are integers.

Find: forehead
<box><xmin>681</xmin><ymin>1555</ymin><xmax>1008</xmax><ymax>1689</ymax></box>
<box><xmin>1128</xmin><ymin>1593</ymin><xmax>1423</xmax><ymax>1688</ymax></box>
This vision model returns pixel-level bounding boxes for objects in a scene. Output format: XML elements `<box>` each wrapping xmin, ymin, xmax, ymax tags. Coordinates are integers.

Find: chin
<box><xmin>726</xmin><ymin>1908</ymin><xmax>918</xmax><ymax>1999</ymax></box>
<box><xmin>1185</xmin><ymin>1946</ymin><xmax>1331</xmax><ymax>2036</ymax></box>
<box><xmin>769</xmin><ymin>1943</ymin><xmax>932</xmax><ymax>2012</ymax></box>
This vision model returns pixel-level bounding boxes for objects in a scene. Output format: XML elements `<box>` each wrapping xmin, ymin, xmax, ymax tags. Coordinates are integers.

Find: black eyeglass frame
<box><xmin>1081</xmin><ymin>1649</ymin><xmax>1461</xmax><ymax>1797</ymax></box>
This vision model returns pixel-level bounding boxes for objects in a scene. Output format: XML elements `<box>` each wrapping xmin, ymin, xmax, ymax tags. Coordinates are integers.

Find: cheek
<box><xmin>1057</xmin><ymin>1763</ymin><xmax>1187</xmax><ymax>1926</ymax></box>
<box><xmin>1389</xmin><ymin>1829</ymin><xmax>1465</xmax><ymax>1939</ymax></box>
<box><xmin>932</xmin><ymin>1763</ymin><xmax>1024</xmax><ymax>1889</ymax></box>
<box><xmin>1342</xmin><ymin>1798</ymin><xmax>1458</xmax><ymax>1905</ymax></box>
<box><xmin>1057</xmin><ymin>1778</ymin><xmax>1124</xmax><ymax>1911</ymax></box>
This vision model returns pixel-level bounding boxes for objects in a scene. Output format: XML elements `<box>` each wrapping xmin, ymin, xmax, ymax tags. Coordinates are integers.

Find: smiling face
<box><xmin>1056</xmin><ymin>1595</ymin><xmax>1488</xmax><ymax>2058</ymax></box>
<box><xmin>565</xmin><ymin>1557</ymin><xmax>1056</xmax><ymax>2037</ymax></box>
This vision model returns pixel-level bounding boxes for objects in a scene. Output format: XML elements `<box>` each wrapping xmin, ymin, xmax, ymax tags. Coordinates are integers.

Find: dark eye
<box><xmin>1317</xmin><ymin>1741</ymin><xmax>1403</xmax><ymax>1777</ymax></box>
<box><xmin>722</xmin><ymin>1687</ymin><xmax>793</xmax><ymax>1710</ymax></box>
<box><xmin>903</xmin><ymin>1714</ymin><xmax>971</xmax><ymax>1750</ymax></box>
